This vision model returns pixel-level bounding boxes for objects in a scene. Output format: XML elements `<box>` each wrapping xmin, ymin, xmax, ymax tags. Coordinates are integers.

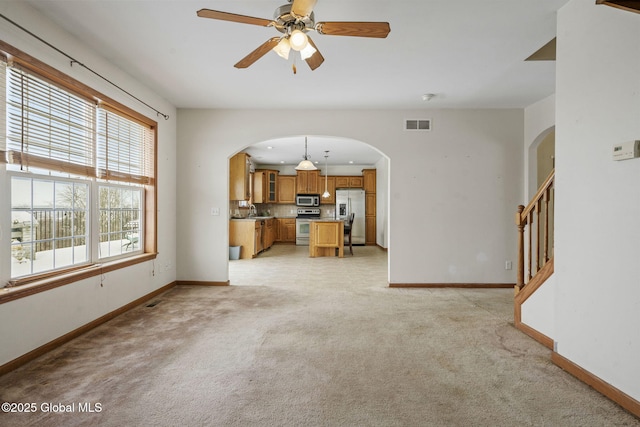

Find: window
<box><xmin>98</xmin><ymin>185</ymin><xmax>143</xmax><ymax>258</ymax></box>
<box><xmin>11</xmin><ymin>176</ymin><xmax>89</xmax><ymax>277</ymax></box>
<box><xmin>1</xmin><ymin>43</ymin><xmax>156</xmax><ymax>289</ymax></box>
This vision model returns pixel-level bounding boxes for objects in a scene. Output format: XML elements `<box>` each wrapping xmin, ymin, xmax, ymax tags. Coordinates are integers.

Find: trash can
<box><xmin>229</xmin><ymin>246</ymin><xmax>241</xmax><ymax>260</ymax></box>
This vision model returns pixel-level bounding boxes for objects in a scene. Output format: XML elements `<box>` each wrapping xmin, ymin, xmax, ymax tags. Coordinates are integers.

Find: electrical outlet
<box><xmin>211</xmin><ymin>207</ymin><xmax>220</xmax><ymax>216</ymax></box>
<box><xmin>505</xmin><ymin>260</ymin><xmax>512</xmax><ymax>270</ymax></box>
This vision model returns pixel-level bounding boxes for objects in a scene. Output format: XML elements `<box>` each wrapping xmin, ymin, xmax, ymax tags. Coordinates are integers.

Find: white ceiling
<box><xmin>17</xmin><ymin>0</ymin><xmax>569</xmax><ymax>166</ymax></box>
<box><xmin>244</xmin><ymin>135</ymin><xmax>384</xmax><ymax>167</ymax></box>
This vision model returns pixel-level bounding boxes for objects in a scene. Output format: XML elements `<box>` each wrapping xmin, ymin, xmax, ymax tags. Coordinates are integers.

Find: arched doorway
<box><xmin>227</xmin><ymin>135</ymin><xmax>390</xmax><ymax>286</ymax></box>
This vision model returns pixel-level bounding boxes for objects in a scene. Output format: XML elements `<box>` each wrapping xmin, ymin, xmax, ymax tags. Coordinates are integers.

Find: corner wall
<box><xmin>555</xmin><ymin>0</ymin><xmax>640</xmax><ymax>400</ymax></box>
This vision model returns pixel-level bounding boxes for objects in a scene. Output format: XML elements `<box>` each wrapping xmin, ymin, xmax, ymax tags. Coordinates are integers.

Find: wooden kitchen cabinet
<box><xmin>365</xmin><ymin>217</ymin><xmax>376</xmax><ymax>245</ymax></box>
<box><xmin>230</xmin><ymin>220</ymin><xmax>260</xmax><ymax>259</ymax></box>
<box><xmin>365</xmin><ymin>193</ymin><xmax>376</xmax><ymax>216</ymax></box>
<box><xmin>320</xmin><ymin>176</ymin><xmax>335</xmax><ymax>204</ymax></box>
<box><xmin>229</xmin><ymin>218</ymin><xmax>275</xmax><ymax>259</ymax></box>
<box><xmin>296</xmin><ymin>170</ymin><xmax>320</xmax><ymax>194</ymax></box>
<box><xmin>349</xmin><ymin>176</ymin><xmax>364</xmax><ymax>188</ymax></box>
<box><xmin>363</xmin><ymin>169</ymin><xmax>377</xmax><ymax>245</ymax></box>
<box><xmin>252</xmin><ymin>170</ymin><xmax>266</xmax><ymax>203</ymax></box>
<box><xmin>335</xmin><ymin>176</ymin><xmax>364</xmax><ymax>189</ymax></box>
<box><xmin>264</xmin><ymin>218</ymin><xmax>276</xmax><ymax>249</ymax></box>
<box><xmin>254</xmin><ymin>220</ymin><xmax>263</xmax><ymax>255</ymax></box>
<box><xmin>229</xmin><ymin>152</ymin><xmax>251</xmax><ymax>201</ymax></box>
<box><xmin>256</xmin><ymin>169</ymin><xmax>278</xmax><ymax>203</ymax></box>
<box><xmin>277</xmin><ymin>218</ymin><xmax>296</xmax><ymax>243</ymax></box>
<box><xmin>363</xmin><ymin>169</ymin><xmax>376</xmax><ymax>193</ymax></box>
<box><xmin>334</xmin><ymin>176</ymin><xmax>349</xmax><ymax>188</ymax></box>
<box><xmin>309</xmin><ymin>220</ymin><xmax>344</xmax><ymax>258</ymax></box>
<box><xmin>265</xmin><ymin>170</ymin><xmax>278</xmax><ymax>203</ymax></box>
<box><xmin>272</xmin><ymin>223</ymin><xmax>279</xmax><ymax>246</ymax></box>
<box><xmin>277</xmin><ymin>175</ymin><xmax>296</xmax><ymax>204</ymax></box>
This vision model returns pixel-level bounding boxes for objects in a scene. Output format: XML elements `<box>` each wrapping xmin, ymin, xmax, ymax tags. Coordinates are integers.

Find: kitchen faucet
<box><xmin>248</xmin><ymin>204</ymin><xmax>257</xmax><ymax>217</ymax></box>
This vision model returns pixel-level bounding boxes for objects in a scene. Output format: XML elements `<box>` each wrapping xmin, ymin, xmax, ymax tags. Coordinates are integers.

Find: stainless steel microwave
<box><xmin>296</xmin><ymin>194</ymin><xmax>320</xmax><ymax>207</ymax></box>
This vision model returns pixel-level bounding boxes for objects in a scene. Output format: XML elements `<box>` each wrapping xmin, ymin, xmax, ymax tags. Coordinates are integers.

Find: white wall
<box><xmin>521</xmin><ymin>275</ymin><xmax>556</xmax><ymax>339</ymax></box>
<box><xmin>0</xmin><ymin>2</ymin><xmax>177</xmax><ymax>365</ymax></box>
<box><xmin>176</xmin><ymin>108</ymin><xmax>523</xmax><ymax>285</ymax></box>
<box><xmin>555</xmin><ymin>0</ymin><xmax>640</xmax><ymax>400</ymax></box>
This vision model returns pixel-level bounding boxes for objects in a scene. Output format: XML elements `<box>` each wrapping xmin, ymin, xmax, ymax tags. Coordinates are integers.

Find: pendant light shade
<box><xmin>289</xmin><ymin>30</ymin><xmax>308</xmax><ymax>51</ymax></box>
<box><xmin>295</xmin><ymin>136</ymin><xmax>317</xmax><ymax>171</ymax></box>
<box><xmin>300</xmin><ymin>42</ymin><xmax>317</xmax><ymax>60</ymax></box>
<box><xmin>295</xmin><ymin>159</ymin><xmax>316</xmax><ymax>170</ymax></box>
<box><xmin>322</xmin><ymin>151</ymin><xmax>330</xmax><ymax>198</ymax></box>
<box><xmin>273</xmin><ymin>37</ymin><xmax>291</xmax><ymax>59</ymax></box>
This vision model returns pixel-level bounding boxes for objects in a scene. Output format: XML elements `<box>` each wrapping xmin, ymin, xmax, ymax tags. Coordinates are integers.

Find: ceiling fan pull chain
<box><xmin>292</xmin><ymin>55</ymin><xmax>297</xmax><ymax>74</ymax></box>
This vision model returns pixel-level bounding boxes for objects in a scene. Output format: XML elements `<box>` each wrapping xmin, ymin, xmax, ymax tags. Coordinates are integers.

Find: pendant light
<box><xmin>295</xmin><ymin>136</ymin><xmax>317</xmax><ymax>171</ymax></box>
<box><xmin>322</xmin><ymin>151</ymin><xmax>330</xmax><ymax>198</ymax></box>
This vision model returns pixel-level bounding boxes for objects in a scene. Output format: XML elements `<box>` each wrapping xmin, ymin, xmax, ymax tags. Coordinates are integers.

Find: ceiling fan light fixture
<box><xmin>299</xmin><ymin>42</ymin><xmax>317</xmax><ymax>60</ymax></box>
<box><xmin>289</xmin><ymin>29</ymin><xmax>308</xmax><ymax>51</ymax></box>
<box><xmin>197</xmin><ymin>5</ymin><xmax>390</xmax><ymax>71</ymax></box>
<box><xmin>273</xmin><ymin>37</ymin><xmax>291</xmax><ymax>59</ymax></box>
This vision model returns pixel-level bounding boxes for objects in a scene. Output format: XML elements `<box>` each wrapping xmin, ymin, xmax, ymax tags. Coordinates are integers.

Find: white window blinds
<box><xmin>6</xmin><ymin>65</ymin><xmax>96</xmax><ymax>177</ymax></box>
<box><xmin>5</xmin><ymin>64</ymin><xmax>154</xmax><ymax>186</ymax></box>
<box><xmin>97</xmin><ymin>106</ymin><xmax>154</xmax><ymax>185</ymax></box>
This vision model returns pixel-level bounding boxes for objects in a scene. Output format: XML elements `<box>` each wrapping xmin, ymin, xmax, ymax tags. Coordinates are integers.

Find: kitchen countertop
<box><xmin>230</xmin><ymin>216</ymin><xmax>275</xmax><ymax>221</ymax></box>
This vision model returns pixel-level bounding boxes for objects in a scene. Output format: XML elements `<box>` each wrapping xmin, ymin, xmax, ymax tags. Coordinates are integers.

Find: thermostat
<box><xmin>612</xmin><ymin>140</ymin><xmax>640</xmax><ymax>161</ymax></box>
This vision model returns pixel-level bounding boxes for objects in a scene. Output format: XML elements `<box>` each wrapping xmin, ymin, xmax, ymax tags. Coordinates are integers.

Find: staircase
<box><xmin>513</xmin><ymin>169</ymin><xmax>554</xmax><ymax>348</ymax></box>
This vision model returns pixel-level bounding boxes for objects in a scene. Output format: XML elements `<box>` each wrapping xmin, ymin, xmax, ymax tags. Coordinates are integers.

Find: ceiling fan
<box><xmin>196</xmin><ymin>0</ymin><xmax>390</xmax><ymax>72</ymax></box>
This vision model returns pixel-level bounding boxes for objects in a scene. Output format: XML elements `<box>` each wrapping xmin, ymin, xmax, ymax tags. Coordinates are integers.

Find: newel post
<box><xmin>515</xmin><ymin>205</ymin><xmax>525</xmax><ymax>292</ymax></box>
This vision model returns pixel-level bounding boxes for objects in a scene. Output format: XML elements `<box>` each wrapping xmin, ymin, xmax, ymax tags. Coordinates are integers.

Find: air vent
<box><xmin>405</xmin><ymin>119</ymin><xmax>431</xmax><ymax>131</ymax></box>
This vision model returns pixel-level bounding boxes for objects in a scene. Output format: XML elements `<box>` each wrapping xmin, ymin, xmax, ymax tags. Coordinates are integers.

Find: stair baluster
<box><xmin>515</xmin><ymin>169</ymin><xmax>555</xmax><ymax>293</ymax></box>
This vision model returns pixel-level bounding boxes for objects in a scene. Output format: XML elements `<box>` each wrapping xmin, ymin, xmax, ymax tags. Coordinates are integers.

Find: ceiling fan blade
<box><xmin>197</xmin><ymin>9</ymin><xmax>273</xmax><ymax>27</ymax></box>
<box><xmin>596</xmin><ymin>0</ymin><xmax>640</xmax><ymax>14</ymax></box>
<box><xmin>305</xmin><ymin>36</ymin><xmax>324</xmax><ymax>71</ymax></box>
<box><xmin>234</xmin><ymin>38</ymin><xmax>281</xmax><ymax>69</ymax></box>
<box><xmin>316</xmin><ymin>21</ymin><xmax>391</xmax><ymax>38</ymax></box>
<box><xmin>291</xmin><ymin>0</ymin><xmax>317</xmax><ymax>17</ymax></box>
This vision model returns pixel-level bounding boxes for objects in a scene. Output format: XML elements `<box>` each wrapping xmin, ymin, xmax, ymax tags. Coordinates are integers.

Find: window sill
<box><xmin>0</xmin><ymin>252</ymin><xmax>158</xmax><ymax>304</ymax></box>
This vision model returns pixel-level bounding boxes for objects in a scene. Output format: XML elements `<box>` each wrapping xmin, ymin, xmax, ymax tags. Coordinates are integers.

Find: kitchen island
<box><xmin>309</xmin><ymin>219</ymin><xmax>344</xmax><ymax>258</ymax></box>
<box><xmin>229</xmin><ymin>216</ymin><xmax>276</xmax><ymax>259</ymax></box>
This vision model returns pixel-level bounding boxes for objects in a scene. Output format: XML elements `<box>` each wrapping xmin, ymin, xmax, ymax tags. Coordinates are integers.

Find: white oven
<box><xmin>295</xmin><ymin>218</ymin><xmax>311</xmax><ymax>246</ymax></box>
<box><xmin>295</xmin><ymin>208</ymin><xmax>320</xmax><ymax>245</ymax></box>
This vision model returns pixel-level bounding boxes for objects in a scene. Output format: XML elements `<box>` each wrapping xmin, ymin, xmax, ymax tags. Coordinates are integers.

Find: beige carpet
<box><xmin>0</xmin><ymin>245</ymin><xmax>638</xmax><ymax>426</ymax></box>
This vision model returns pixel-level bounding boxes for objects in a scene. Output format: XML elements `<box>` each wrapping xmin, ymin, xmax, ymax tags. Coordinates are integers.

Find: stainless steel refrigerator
<box><xmin>335</xmin><ymin>189</ymin><xmax>366</xmax><ymax>245</ymax></box>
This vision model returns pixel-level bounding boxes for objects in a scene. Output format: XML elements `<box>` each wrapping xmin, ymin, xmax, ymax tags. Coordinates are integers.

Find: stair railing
<box><xmin>515</xmin><ymin>169</ymin><xmax>554</xmax><ymax>292</ymax></box>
